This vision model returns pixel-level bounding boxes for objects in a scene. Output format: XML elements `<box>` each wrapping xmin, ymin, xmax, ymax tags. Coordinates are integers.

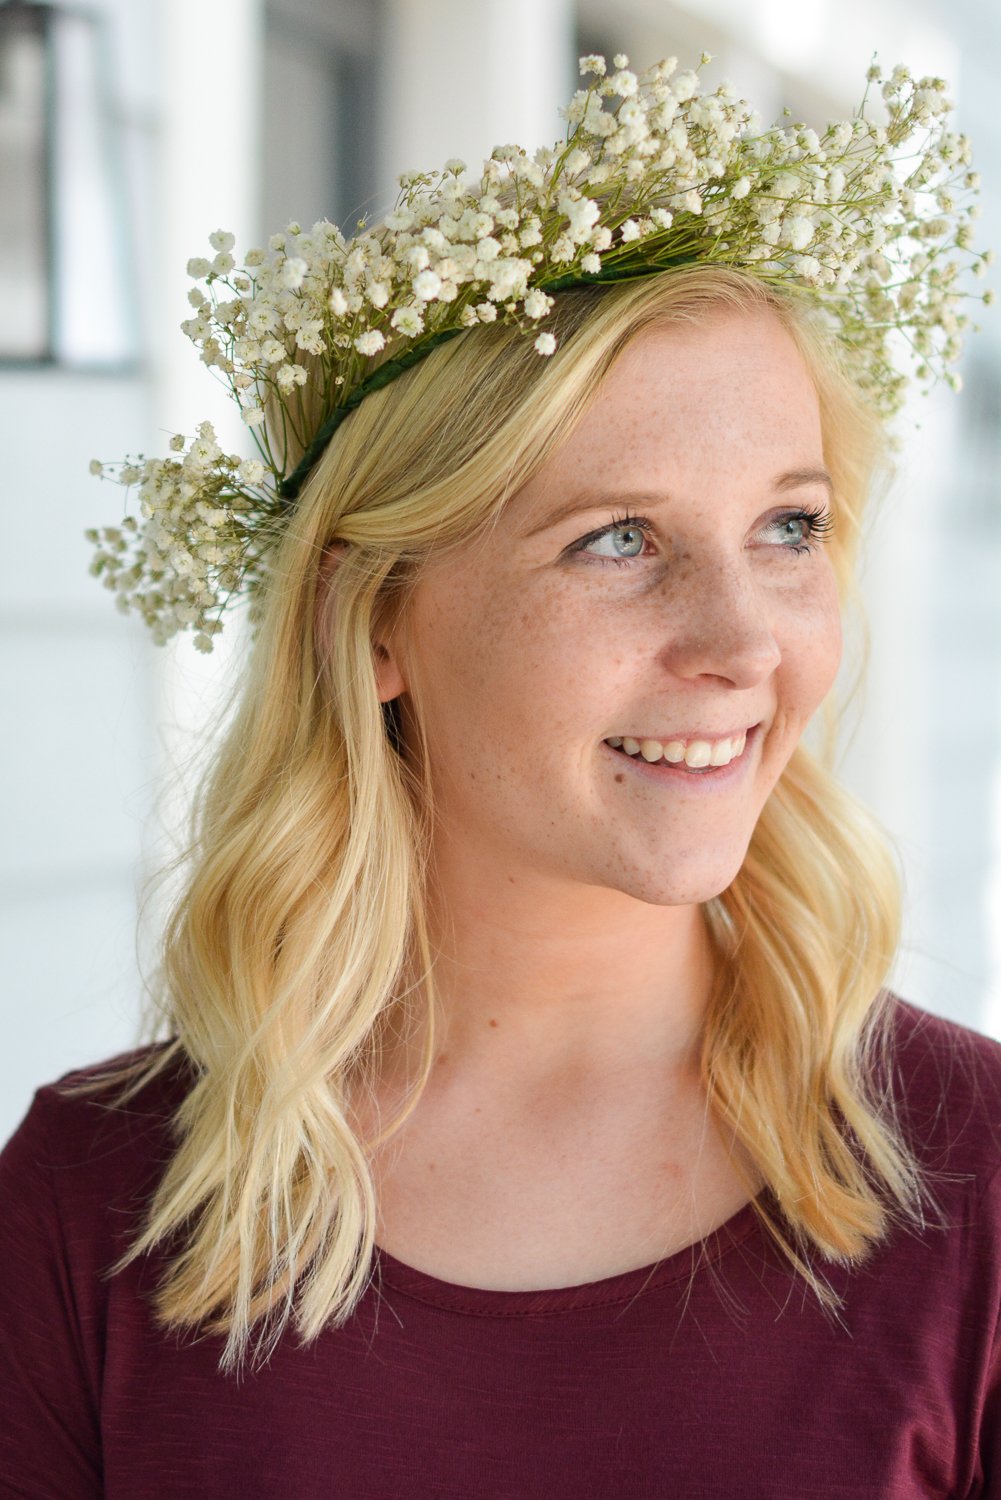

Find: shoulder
<box><xmin>0</xmin><ymin>1040</ymin><xmax>197</xmax><ymax>1236</ymax></box>
<box><xmin>879</xmin><ymin>993</ymin><xmax>1001</xmax><ymax>1186</ymax></box>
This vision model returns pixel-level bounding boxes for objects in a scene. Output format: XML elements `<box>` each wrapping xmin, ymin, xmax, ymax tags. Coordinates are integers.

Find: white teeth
<box><xmin>683</xmin><ymin>740</ymin><xmax>712</xmax><ymax>768</ymax></box>
<box><xmin>605</xmin><ymin>729</ymin><xmax>749</xmax><ymax>768</ymax></box>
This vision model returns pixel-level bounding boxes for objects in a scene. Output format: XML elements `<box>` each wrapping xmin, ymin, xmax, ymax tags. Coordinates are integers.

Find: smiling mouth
<box><xmin>603</xmin><ymin>728</ymin><xmax>753</xmax><ymax>771</ymax></box>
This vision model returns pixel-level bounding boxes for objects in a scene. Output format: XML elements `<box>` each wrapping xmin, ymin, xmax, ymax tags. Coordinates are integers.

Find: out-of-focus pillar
<box><xmin>378</xmin><ymin>0</ymin><xmax>577</xmax><ymax>195</ymax></box>
<box><xmin>152</xmin><ymin>0</ymin><xmax>265</xmax><ymax>886</ymax></box>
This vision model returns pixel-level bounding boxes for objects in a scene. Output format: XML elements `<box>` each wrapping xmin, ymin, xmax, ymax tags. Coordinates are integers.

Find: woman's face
<box><xmin>390</xmin><ymin>305</ymin><xmax>843</xmax><ymax>907</ymax></box>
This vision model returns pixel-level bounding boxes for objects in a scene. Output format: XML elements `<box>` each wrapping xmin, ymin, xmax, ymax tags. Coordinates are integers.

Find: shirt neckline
<box><xmin>372</xmin><ymin>1188</ymin><xmax>771</xmax><ymax>1316</ymax></box>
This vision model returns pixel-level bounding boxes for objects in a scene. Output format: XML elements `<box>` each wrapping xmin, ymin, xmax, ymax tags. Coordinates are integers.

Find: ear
<box><xmin>315</xmin><ymin>541</ymin><xmax>408</xmax><ymax>704</ymax></box>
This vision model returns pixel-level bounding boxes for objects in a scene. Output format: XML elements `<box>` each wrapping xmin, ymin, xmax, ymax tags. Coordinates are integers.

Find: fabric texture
<box><xmin>1</xmin><ymin>994</ymin><xmax>1000</xmax><ymax>1499</ymax></box>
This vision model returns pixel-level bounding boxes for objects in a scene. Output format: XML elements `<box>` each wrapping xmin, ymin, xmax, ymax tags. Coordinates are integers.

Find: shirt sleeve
<box><xmin>0</xmin><ymin>1090</ymin><xmax>103</xmax><ymax>1498</ymax></box>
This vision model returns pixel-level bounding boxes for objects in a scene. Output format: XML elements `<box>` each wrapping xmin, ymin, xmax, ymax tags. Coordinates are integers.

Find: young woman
<box><xmin>2</xmin><ymin>53</ymin><xmax>998</xmax><ymax>1498</ymax></box>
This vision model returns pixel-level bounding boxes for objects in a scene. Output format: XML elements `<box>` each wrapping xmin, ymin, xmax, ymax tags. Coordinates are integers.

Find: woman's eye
<box><xmin>570</xmin><ymin>514</ymin><xmax>656</xmax><ymax>567</ymax></box>
<box><xmin>760</xmin><ymin>507</ymin><xmax>835</xmax><ymax>555</ymax></box>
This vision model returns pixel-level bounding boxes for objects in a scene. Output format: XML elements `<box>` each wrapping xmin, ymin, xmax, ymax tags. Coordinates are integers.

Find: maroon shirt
<box><xmin>2</xmin><ymin>995</ymin><xmax>1000</xmax><ymax>1498</ymax></box>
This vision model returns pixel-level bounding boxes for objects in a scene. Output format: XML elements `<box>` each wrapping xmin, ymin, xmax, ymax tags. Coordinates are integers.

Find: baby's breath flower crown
<box><xmin>89</xmin><ymin>52</ymin><xmax>991</xmax><ymax>651</ymax></box>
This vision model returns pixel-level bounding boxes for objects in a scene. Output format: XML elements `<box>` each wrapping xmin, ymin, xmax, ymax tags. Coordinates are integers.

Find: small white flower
<box><xmin>209</xmin><ymin>229</ymin><xmax>235</xmax><ymax>252</ymax></box>
<box><xmin>523</xmin><ymin>288</ymin><xmax>554</xmax><ymax>319</ymax></box>
<box><xmin>581</xmin><ymin>252</ymin><xmax>601</xmax><ymax>273</ymax></box>
<box><xmin>390</xmin><ymin>305</ymin><xmax>424</xmax><ymax>336</ymax></box>
<box><xmin>366</xmin><ymin>280</ymin><xmax>390</xmax><ymax>308</ymax></box>
<box><xmin>619</xmin><ymin>218</ymin><xmax>641</xmax><ymax>242</ymax></box>
<box><xmin>534</xmin><ymin>332</ymin><xmax>557</xmax><ymax>356</ymax></box>
<box><xmin>242</xmin><ymin>407</ymin><xmax>266</xmax><ymax>427</ymax></box>
<box><xmin>413</xmin><ymin>269</ymin><xmax>443</xmax><ymax>300</ymax></box>
<box><xmin>329</xmin><ymin>287</ymin><xmax>348</xmax><ymax>315</ymax></box>
<box><xmin>212</xmin><ymin>251</ymin><xmax>235</xmax><ymax>274</ymax></box>
<box><xmin>354</xmin><ymin>329</ymin><xmax>387</xmax><ymax>356</ymax></box>
<box><xmin>169</xmin><ymin>434</ymin><xmax>185</xmax><ymax>452</ymax></box>
<box><xmin>186</xmin><ymin>257</ymin><xmax>212</xmax><ymax>279</ymax></box>
<box><xmin>784</xmin><ymin>216</ymin><xmax>815</xmax><ymax>251</ymax></box>
<box><xmin>89</xmin><ymin>459</ymin><xmax>104</xmax><ymax>476</ymax></box>
<box><xmin>238</xmin><ymin>458</ymin><xmax>266</xmax><ymax>485</ymax></box>
<box><xmin>578</xmin><ymin>54</ymin><xmax>606</xmax><ymax>76</ymax></box>
<box><xmin>281</xmin><ymin>257</ymin><xmax>308</xmax><ymax>290</ymax></box>
<box><xmin>730</xmin><ymin>176</ymin><xmax>751</xmax><ymax>200</ymax></box>
<box><xmin>609</xmin><ymin>70</ymin><xmax>638</xmax><ymax>98</ymax></box>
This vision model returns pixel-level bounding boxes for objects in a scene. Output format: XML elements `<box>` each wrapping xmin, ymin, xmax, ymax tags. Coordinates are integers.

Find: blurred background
<box><xmin>1</xmin><ymin>0</ymin><xmax>999</xmax><ymax>1139</ymax></box>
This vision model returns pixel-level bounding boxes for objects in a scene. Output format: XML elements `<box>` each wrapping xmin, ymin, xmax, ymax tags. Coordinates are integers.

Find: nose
<box><xmin>656</xmin><ymin>556</ymin><xmax>782</xmax><ymax>689</ymax></box>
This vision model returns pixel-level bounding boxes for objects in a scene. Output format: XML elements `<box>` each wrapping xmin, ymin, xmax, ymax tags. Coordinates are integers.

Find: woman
<box><xmin>2</xmin><ymin>52</ymin><xmax>998</xmax><ymax>1497</ymax></box>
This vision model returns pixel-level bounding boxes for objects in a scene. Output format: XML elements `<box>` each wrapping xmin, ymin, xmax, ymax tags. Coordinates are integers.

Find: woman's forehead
<box><xmin>515</xmin><ymin>310</ymin><xmax>823</xmax><ymax>502</ymax></box>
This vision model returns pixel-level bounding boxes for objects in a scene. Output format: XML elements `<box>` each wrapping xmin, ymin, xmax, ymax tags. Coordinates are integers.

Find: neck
<box><xmin>385</xmin><ymin>859</ymin><xmax>718</xmax><ymax>1107</ymax></box>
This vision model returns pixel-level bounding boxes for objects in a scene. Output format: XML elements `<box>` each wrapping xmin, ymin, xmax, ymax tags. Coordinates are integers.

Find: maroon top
<box><xmin>2</xmin><ymin>995</ymin><xmax>1000</xmax><ymax>1498</ymax></box>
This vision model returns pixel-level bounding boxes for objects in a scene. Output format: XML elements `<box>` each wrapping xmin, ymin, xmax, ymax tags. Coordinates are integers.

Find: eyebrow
<box><xmin>521</xmin><ymin>467</ymin><xmax>835</xmax><ymax>538</ymax></box>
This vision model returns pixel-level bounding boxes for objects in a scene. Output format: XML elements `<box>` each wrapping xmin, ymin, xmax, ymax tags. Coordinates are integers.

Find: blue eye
<box><xmin>569</xmin><ymin>512</ymin><xmax>657</xmax><ymax>567</ymax></box>
<box><xmin>761</xmin><ymin>507</ymin><xmax>836</xmax><ymax>554</ymax></box>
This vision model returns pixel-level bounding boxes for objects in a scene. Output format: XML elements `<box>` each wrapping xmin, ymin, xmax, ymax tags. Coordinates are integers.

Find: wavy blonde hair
<box><xmin>63</xmin><ymin>267</ymin><xmax>952</xmax><ymax>1375</ymax></box>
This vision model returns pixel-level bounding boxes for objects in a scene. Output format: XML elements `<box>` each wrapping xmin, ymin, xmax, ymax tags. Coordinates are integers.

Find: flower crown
<box><xmin>88</xmin><ymin>51</ymin><xmax>992</xmax><ymax>651</ymax></box>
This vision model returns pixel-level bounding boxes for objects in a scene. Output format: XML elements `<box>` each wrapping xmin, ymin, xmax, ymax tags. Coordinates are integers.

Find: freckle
<box><xmin>614</xmin><ymin>772</ymin><xmax>625</xmax><ymax>783</ymax></box>
<box><xmin>435</xmin><ymin>1053</ymin><xmax>448</xmax><ymax>1065</ymax></box>
<box><xmin>428</xmin><ymin>1162</ymin><xmax>436</xmax><ymax>1172</ymax></box>
<box><xmin>488</xmin><ymin>1018</ymin><xmax>498</xmax><ymax>1028</ymax></box>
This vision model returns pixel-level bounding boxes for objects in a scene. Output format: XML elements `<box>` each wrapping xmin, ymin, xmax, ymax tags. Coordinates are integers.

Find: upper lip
<box><xmin>608</xmin><ymin>724</ymin><xmax>759</xmax><ymax>742</ymax></box>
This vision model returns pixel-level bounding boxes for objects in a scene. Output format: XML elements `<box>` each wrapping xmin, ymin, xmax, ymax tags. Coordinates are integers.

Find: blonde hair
<box><xmin>63</xmin><ymin>266</ymin><xmax>952</xmax><ymax>1374</ymax></box>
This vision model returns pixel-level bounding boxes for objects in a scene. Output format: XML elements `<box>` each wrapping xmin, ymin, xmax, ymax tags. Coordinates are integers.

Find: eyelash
<box><xmin>568</xmin><ymin>506</ymin><xmax>836</xmax><ymax>567</ymax></box>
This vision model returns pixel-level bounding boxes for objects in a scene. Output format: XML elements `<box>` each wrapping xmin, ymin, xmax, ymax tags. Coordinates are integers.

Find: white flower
<box><xmin>366</xmin><ymin>280</ymin><xmax>390</xmax><ymax>308</ymax></box>
<box><xmin>390</xmin><ymin>305</ymin><xmax>424</xmax><ymax>336</ymax></box>
<box><xmin>212</xmin><ymin>252</ymin><xmax>235</xmax><ymax>274</ymax></box>
<box><xmin>186</xmin><ymin>257</ymin><xmax>212</xmax><ymax>279</ymax></box>
<box><xmin>329</xmin><ymin>287</ymin><xmax>348</xmax><ymax>315</ymax></box>
<box><xmin>619</xmin><ymin>218</ymin><xmax>641</xmax><ymax>242</ymax></box>
<box><xmin>579</xmin><ymin>54</ymin><xmax>606</xmax><ymax>76</ymax></box>
<box><xmin>523</xmin><ymin>288</ymin><xmax>554</xmax><ymax>319</ymax></box>
<box><xmin>581</xmin><ymin>252</ymin><xmax>601</xmax><ymax>273</ymax></box>
<box><xmin>89</xmin><ymin>459</ymin><xmax>104</xmax><ymax>476</ymax></box>
<box><xmin>672</xmin><ymin>70</ymin><xmax>699</xmax><ymax>102</ymax></box>
<box><xmin>784</xmin><ymin>216</ymin><xmax>815</xmax><ymax>251</ymax></box>
<box><xmin>238</xmin><ymin>458</ymin><xmax>266</xmax><ymax>485</ymax></box>
<box><xmin>281</xmin><ymin>257</ymin><xmax>308</xmax><ymax>290</ymax></box>
<box><xmin>354</xmin><ymin>329</ymin><xmax>387</xmax><ymax>356</ymax></box>
<box><xmin>413</xmin><ymin>269</ymin><xmax>443</xmax><ymax>300</ymax></box>
<box><xmin>242</xmin><ymin>407</ymin><xmax>266</xmax><ymax>427</ymax></box>
<box><xmin>534</xmin><ymin>332</ymin><xmax>557</xmax><ymax>355</ymax></box>
<box><xmin>609</xmin><ymin>70</ymin><xmax>638</xmax><ymax>98</ymax></box>
<box><xmin>209</xmin><ymin>229</ymin><xmax>235</xmax><ymax>252</ymax></box>
<box><xmin>731</xmin><ymin>176</ymin><xmax>751</xmax><ymax>200</ymax></box>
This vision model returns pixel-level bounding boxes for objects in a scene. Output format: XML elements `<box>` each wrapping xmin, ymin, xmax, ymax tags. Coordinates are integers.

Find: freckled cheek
<box><xmin>779</xmin><ymin>585</ymin><xmax>843</xmax><ymax>712</ymax></box>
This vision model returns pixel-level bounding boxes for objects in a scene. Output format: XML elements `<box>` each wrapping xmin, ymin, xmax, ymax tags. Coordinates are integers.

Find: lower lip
<box><xmin>602</xmin><ymin>725</ymin><xmax>760</xmax><ymax>791</ymax></box>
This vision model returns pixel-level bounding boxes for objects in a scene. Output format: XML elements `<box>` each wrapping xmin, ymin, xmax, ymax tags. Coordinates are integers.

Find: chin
<box><xmin>609</xmin><ymin>858</ymin><xmax>749</xmax><ymax>908</ymax></box>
